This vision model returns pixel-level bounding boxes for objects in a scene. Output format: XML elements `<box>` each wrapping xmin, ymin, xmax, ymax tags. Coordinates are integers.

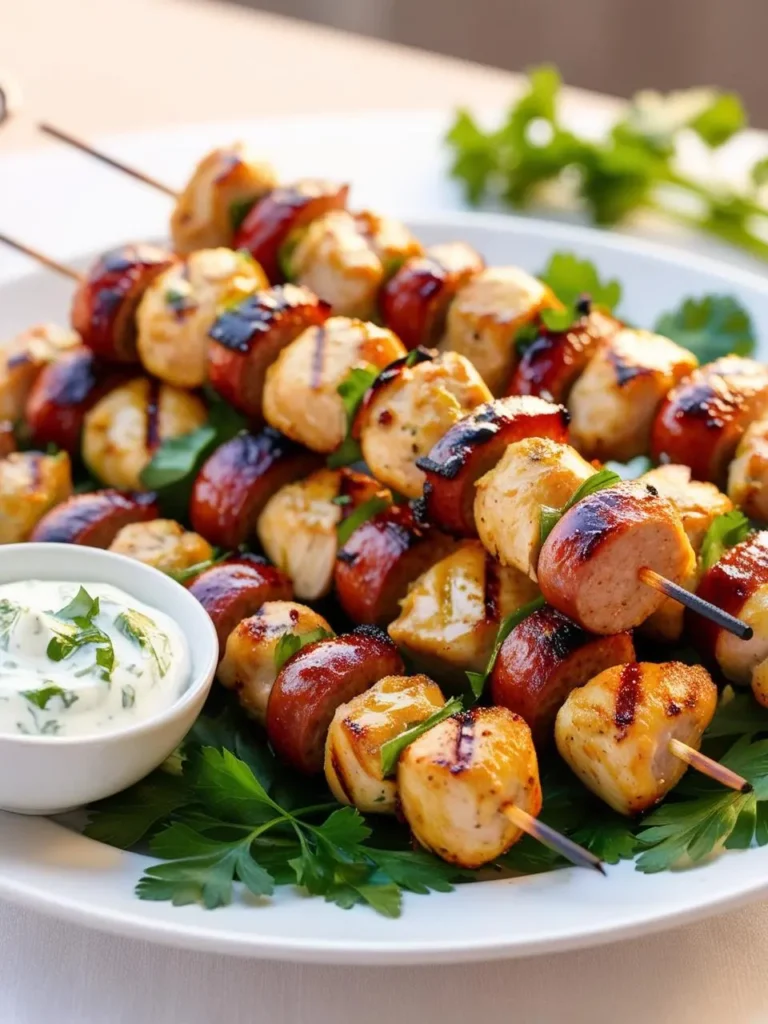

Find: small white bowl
<box><xmin>0</xmin><ymin>543</ymin><xmax>218</xmax><ymax>814</ymax></box>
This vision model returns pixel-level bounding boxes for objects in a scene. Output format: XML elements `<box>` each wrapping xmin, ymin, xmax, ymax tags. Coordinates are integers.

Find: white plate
<box><xmin>3</xmin><ymin>133</ymin><xmax>768</xmax><ymax>963</ymax></box>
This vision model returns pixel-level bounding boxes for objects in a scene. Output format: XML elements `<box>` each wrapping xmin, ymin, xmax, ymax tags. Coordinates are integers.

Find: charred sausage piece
<box><xmin>0</xmin><ymin>323</ymin><xmax>81</xmax><ymax>422</ymax></box>
<box><xmin>507</xmin><ymin>310</ymin><xmax>620</xmax><ymax>403</ymax></box>
<box><xmin>109</xmin><ymin>519</ymin><xmax>213</xmax><ymax>573</ymax></box>
<box><xmin>190</xmin><ymin>428</ymin><xmax>323</xmax><ymax>549</ymax></box>
<box><xmin>257</xmin><ymin>467</ymin><xmax>391</xmax><ymax>600</ymax></box>
<box><xmin>233</xmin><ymin>179</ymin><xmax>350</xmax><ymax>282</ymax></box>
<box><xmin>569</xmin><ymin>329</ymin><xmax>698</xmax><ymax>462</ymax></box>
<box><xmin>188</xmin><ymin>555</ymin><xmax>293</xmax><ymax>652</ymax></box>
<box><xmin>207</xmin><ymin>285</ymin><xmax>330</xmax><ymax>420</ymax></box>
<box><xmin>416</xmin><ymin>395</ymin><xmax>569</xmax><ymax>536</ymax></box>
<box><xmin>441</xmin><ymin>267</ymin><xmax>560</xmax><ymax>395</ymax></box>
<box><xmin>379</xmin><ymin>242</ymin><xmax>484</xmax><ymax>350</ymax></box>
<box><xmin>334</xmin><ymin>504</ymin><xmax>456</xmax><ymax>626</ymax></box>
<box><xmin>357</xmin><ymin>350</ymin><xmax>492</xmax><ymax>499</ymax></box>
<box><xmin>0</xmin><ymin>421</ymin><xmax>15</xmax><ymax>458</ymax></box>
<box><xmin>170</xmin><ymin>143</ymin><xmax>278</xmax><ymax>254</ymax></box>
<box><xmin>29</xmin><ymin>489</ymin><xmax>159</xmax><ymax>547</ymax></box>
<box><xmin>267</xmin><ymin>626</ymin><xmax>405</xmax><ymax>774</ymax></box>
<box><xmin>651</xmin><ymin>357</ymin><xmax>768</xmax><ymax>486</ymax></box>
<box><xmin>490</xmin><ymin>606</ymin><xmax>635</xmax><ymax>744</ymax></box>
<box><xmin>71</xmin><ymin>244</ymin><xmax>176</xmax><ymax>363</ymax></box>
<box><xmin>694</xmin><ymin>531</ymin><xmax>768</xmax><ymax>685</ymax></box>
<box><xmin>538</xmin><ymin>481</ymin><xmax>695</xmax><ymax>635</ymax></box>
<box><xmin>728</xmin><ymin>415</ymin><xmax>768</xmax><ymax>521</ymax></box>
<box><xmin>388</xmin><ymin>540</ymin><xmax>539</xmax><ymax>686</ymax></box>
<box><xmin>218</xmin><ymin>600</ymin><xmax>333</xmax><ymax>724</ymax></box>
<box><xmin>0</xmin><ymin>451</ymin><xmax>73</xmax><ymax>544</ymax></box>
<box><xmin>474</xmin><ymin>437</ymin><xmax>594</xmax><ymax>579</ymax></box>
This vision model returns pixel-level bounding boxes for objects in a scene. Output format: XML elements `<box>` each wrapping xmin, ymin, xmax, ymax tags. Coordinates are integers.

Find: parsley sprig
<box><xmin>46</xmin><ymin>587</ymin><xmax>114</xmax><ymax>682</ymax></box>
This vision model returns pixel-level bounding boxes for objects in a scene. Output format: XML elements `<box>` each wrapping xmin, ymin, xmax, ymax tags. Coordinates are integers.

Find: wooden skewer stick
<box><xmin>668</xmin><ymin>738</ymin><xmax>753</xmax><ymax>793</ymax></box>
<box><xmin>638</xmin><ymin>566</ymin><xmax>753</xmax><ymax>641</ymax></box>
<box><xmin>0</xmin><ymin>232</ymin><xmax>82</xmax><ymax>282</ymax></box>
<box><xmin>38</xmin><ymin>123</ymin><xmax>178</xmax><ymax>199</ymax></box>
<box><xmin>503</xmin><ymin>804</ymin><xmax>606</xmax><ymax>874</ymax></box>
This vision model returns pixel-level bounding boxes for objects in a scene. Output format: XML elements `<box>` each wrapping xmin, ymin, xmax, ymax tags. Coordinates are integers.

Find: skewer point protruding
<box><xmin>638</xmin><ymin>566</ymin><xmax>754</xmax><ymax>641</ymax></box>
<box><xmin>503</xmin><ymin>803</ymin><xmax>606</xmax><ymax>874</ymax></box>
<box><xmin>0</xmin><ymin>232</ymin><xmax>82</xmax><ymax>282</ymax></box>
<box><xmin>668</xmin><ymin>737</ymin><xmax>753</xmax><ymax>793</ymax></box>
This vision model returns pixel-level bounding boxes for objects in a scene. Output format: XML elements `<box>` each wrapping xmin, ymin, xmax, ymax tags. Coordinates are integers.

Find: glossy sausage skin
<box><xmin>24</xmin><ymin>346</ymin><xmax>124</xmax><ymax>454</ymax></box>
<box><xmin>190</xmin><ymin>428</ymin><xmax>323</xmax><ymax>548</ymax></box>
<box><xmin>334</xmin><ymin>505</ymin><xmax>455</xmax><ymax>625</ymax></box>
<box><xmin>651</xmin><ymin>357</ymin><xmax>768</xmax><ymax>486</ymax></box>
<box><xmin>0</xmin><ymin>421</ymin><xmax>15</xmax><ymax>458</ymax></box>
<box><xmin>508</xmin><ymin>310</ymin><xmax>621</xmax><ymax>403</ymax></box>
<box><xmin>71</xmin><ymin>244</ymin><xmax>176</xmax><ymax>363</ymax></box>
<box><xmin>490</xmin><ymin>606</ymin><xmax>635</xmax><ymax>744</ymax></box>
<box><xmin>267</xmin><ymin>626</ymin><xmax>405</xmax><ymax>774</ymax></box>
<box><xmin>207</xmin><ymin>285</ymin><xmax>330</xmax><ymax>419</ymax></box>
<box><xmin>188</xmin><ymin>554</ymin><xmax>293</xmax><ymax>652</ymax></box>
<box><xmin>379</xmin><ymin>242</ymin><xmax>484</xmax><ymax>350</ymax></box>
<box><xmin>233</xmin><ymin>180</ymin><xmax>349</xmax><ymax>282</ymax></box>
<box><xmin>415</xmin><ymin>395</ymin><xmax>570</xmax><ymax>536</ymax></box>
<box><xmin>29</xmin><ymin>490</ymin><xmax>159</xmax><ymax>546</ymax></box>
<box><xmin>538</xmin><ymin>481</ymin><xmax>694</xmax><ymax>635</ymax></box>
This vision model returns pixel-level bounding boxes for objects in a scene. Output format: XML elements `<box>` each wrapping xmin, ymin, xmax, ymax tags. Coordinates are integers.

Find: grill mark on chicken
<box><xmin>614</xmin><ymin>662</ymin><xmax>642</xmax><ymax>732</ymax></box>
<box><xmin>608</xmin><ymin>347</ymin><xmax>653</xmax><ymax>388</ymax></box>
<box><xmin>483</xmin><ymin>552</ymin><xmax>501</xmax><ymax>622</ymax></box>
<box><xmin>450</xmin><ymin>710</ymin><xmax>476</xmax><ymax>774</ymax></box>
<box><xmin>145</xmin><ymin>378</ymin><xmax>162</xmax><ymax>452</ymax></box>
<box><xmin>309</xmin><ymin>325</ymin><xmax>326</xmax><ymax>391</ymax></box>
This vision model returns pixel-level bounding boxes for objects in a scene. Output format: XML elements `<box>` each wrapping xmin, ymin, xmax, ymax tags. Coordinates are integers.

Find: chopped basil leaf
<box><xmin>273</xmin><ymin>628</ymin><xmax>335</xmax><ymax>673</ymax></box>
<box><xmin>116</xmin><ymin>610</ymin><xmax>172</xmax><ymax>677</ymax></box>
<box><xmin>700</xmin><ymin>510</ymin><xmax>752</xmax><ymax>572</ymax></box>
<box><xmin>539</xmin><ymin>468</ymin><xmax>621</xmax><ymax>545</ymax></box>
<box><xmin>380</xmin><ymin>697</ymin><xmax>465</xmax><ymax>777</ymax></box>
<box><xmin>56</xmin><ymin>586</ymin><xmax>100</xmax><ymax>624</ymax></box>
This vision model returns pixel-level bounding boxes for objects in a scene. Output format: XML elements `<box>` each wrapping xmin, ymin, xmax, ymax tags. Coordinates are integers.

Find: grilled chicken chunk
<box><xmin>137</xmin><ymin>248</ymin><xmax>267</xmax><ymax>388</ymax></box>
<box><xmin>82</xmin><ymin>378</ymin><xmax>207</xmax><ymax>491</ymax></box>
<box><xmin>0</xmin><ymin>451</ymin><xmax>72</xmax><ymax>544</ymax></box>
<box><xmin>441</xmin><ymin>267</ymin><xmax>559</xmax><ymax>395</ymax></box>
<box><xmin>263</xmin><ymin>316</ymin><xmax>405</xmax><ymax>454</ymax></box>
<box><xmin>257</xmin><ymin>467</ymin><xmax>390</xmax><ymax>600</ymax></box>
<box><xmin>108</xmin><ymin>519</ymin><xmax>213</xmax><ymax>573</ymax></box>
<box><xmin>218</xmin><ymin>601</ymin><xmax>333</xmax><ymax>724</ymax></box>
<box><xmin>474</xmin><ymin>436</ymin><xmax>594</xmax><ymax>579</ymax></box>
<box><xmin>728</xmin><ymin>415</ymin><xmax>768</xmax><ymax>521</ymax></box>
<box><xmin>357</xmin><ymin>349</ymin><xmax>492</xmax><ymax>499</ymax></box>
<box><xmin>387</xmin><ymin>540</ymin><xmax>539</xmax><ymax>685</ymax></box>
<box><xmin>398</xmin><ymin>706</ymin><xmax>542</xmax><ymax>868</ymax></box>
<box><xmin>0</xmin><ymin>323</ymin><xmax>80</xmax><ymax>422</ymax></box>
<box><xmin>324</xmin><ymin>674</ymin><xmax>444</xmax><ymax>813</ymax></box>
<box><xmin>569</xmin><ymin>329</ymin><xmax>697</xmax><ymax>462</ymax></box>
<box><xmin>555</xmin><ymin>662</ymin><xmax>717</xmax><ymax>816</ymax></box>
<box><xmin>353</xmin><ymin>211</ymin><xmax>422</xmax><ymax>275</ymax></box>
<box><xmin>170</xmin><ymin>143</ymin><xmax>278</xmax><ymax>254</ymax></box>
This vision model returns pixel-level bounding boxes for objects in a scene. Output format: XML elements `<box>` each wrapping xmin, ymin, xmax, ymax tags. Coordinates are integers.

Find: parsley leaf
<box><xmin>380</xmin><ymin>697</ymin><xmax>464</xmax><ymax>777</ymax></box>
<box><xmin>465</xmin><ymin>595</ymin><xmax>546</xmax><ymax>699</ymax></box>
<box><xmin>539</xmin><ymin>468</ymin><xmax>621</xmax><ymax>545</ymax></box>
<box><xmin>115</xmin><ymin>608</ymin><xmax>173</xmax><ymax>677</ymax></box>
<box><xmin>539</xmin><ymin>252</ymin><xmax>622</xmax><ymax>321</ymax></box>
<box><xmin>56</xmin><ymin>587</ymin><xmax>100</xmax><ymax>622</ymax></box>
<box><xmin>654</xmin><ymin>295</ymin><xmax>756</xmax><ymax>362</ymax></box>
<box><xmin>46</xmin><ymin>587</ymin><xmax>114</xmax><ymax>681</ymax></box>
<box><xmin>326</xmin><ymin>365</ymin><xmax>379</xmax><ymax>469</ymax></box>
<box><xmin>336</xmin><ymin>495</ymin><xmax>391</xmax><ymax>546</ymax></box>
<box><xmin>21</xmin><ymin>685</ymin><xmax>78</xmax><ymax>711</ymax></box>
<box><xmin>85</xmin><ymin>771</ymin><xmax>191</xmax><ymax>849</ymax></box>
<box><xmin>699</xmin><ymin>509</ymin><xmax>751</xmax><ymax>571</ymax></box>
<box><xmin>707</xmin><ymin>689</ymin><xmax>768</xmax><ymax>738</ymax></box>
<box><xmin>273</xmin><ymin>628</ymin><xmax>335</xmax><ymax>673</ymax></box>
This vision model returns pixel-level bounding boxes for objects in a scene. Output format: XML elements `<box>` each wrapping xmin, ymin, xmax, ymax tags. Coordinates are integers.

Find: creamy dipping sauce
<box><xmin>0</xmin><ymin>580</ymin><xmax>191</xmax><ymax>738</ymax></box>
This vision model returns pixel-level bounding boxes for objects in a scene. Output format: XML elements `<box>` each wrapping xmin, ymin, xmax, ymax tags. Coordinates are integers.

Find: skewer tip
<box><xmin>503</xmin><ymin>803</ymin><xmax>606</xmax><ymax>874</ymax></box>
<box><xmin>668</xmin><ymin>738</ymin><xmax>753</xmax><ymax>794</ymax></box>
<box><xmin>638</xmin><ymin>567</ymin><xmax>754</xmax><ymax>641</ymax></box>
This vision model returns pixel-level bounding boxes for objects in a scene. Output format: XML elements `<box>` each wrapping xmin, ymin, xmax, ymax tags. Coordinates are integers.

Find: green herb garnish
<box><xmin>46</xmin><ymin>587</ymin><xmax>114</xmax><ymax>682</ymax></box>
<box><xmin>0</xmin><ymin>599</ymin><xmax>21</xmax><ymax>650</ymax></box>
<box><xmin>380</xmin><ymin>698</ymin><xmax>464</xmax><ymax>778</ymax></box>
<box><xmin>465</xmin><ymin>596</ymin><xmax>546</xmax><ymax>699</ymax></box>
<box><xmin>539</xmin><ymin>468</ymin><xmax>621</xmax><ymax>545</ymax></box>
<box><xmin>229</xmin><ymin>197</ymin><xmax>256</xmax><ymax>233</ymax></box>
<box><xmin>326</xmin><ymin>364</ymin><xmax>379</xmax><ymax>469</ymax></box>
<box><xmin>164</xmin><ymin>551</ymin><xmax>230</xmax><ymax>585</ymax></box>
<box><xmin>655</xmin><ymin>295</ymin><xmax>756</xmax><ymax>362</ymax></box>
<box><xmin>537</xmin><ymin>252</ymin><xmax>622</xmax><ymax>333</ymax></box>
<box><xmin>273</xmin><ymin>628</ymin><xmax>335</xmax><ymax>674</ymax></box>
<box><xmin>699</xmin><ymin>509</ymin><xmax>751</xmax><ymax>572</ymax></box>
<box><xmin>336</xmin><ymin>495</ymin><xmax>391</xmax><ymax>546</ymax></box>
<box><xmin>21</xmin><ymin>685</ymin><xmax>78</xmax><ymax>711</ymax></box>
<box><xmin>116</xmin><ymin>609</ymin><xmax>172</xmax><ymax>677</ymax></box>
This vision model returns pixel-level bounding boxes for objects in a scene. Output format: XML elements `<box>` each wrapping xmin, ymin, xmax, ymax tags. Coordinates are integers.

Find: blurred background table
<box><xmin>2</xmin><ymin>0</ymin><xmax>768</xmax><ymax>1021</ymax></box>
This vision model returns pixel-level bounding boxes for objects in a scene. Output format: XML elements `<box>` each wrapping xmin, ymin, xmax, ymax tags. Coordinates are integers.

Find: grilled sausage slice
<box><xmin>71</xmin><ymin>244</ymin><xmax>176</xmax><ymax>363</ymax></box>
<box><xmin>257</xmin><ymin>467</ymin><xmax>391</xmax><ymax>600</ymax></box>
<box><xmin>190</xmin><ymin>429</ymin><xmax>322</xmax><ymax>549</ymax></box>
<box><xmin>728</xmin><ymin>415</ymin><xmax>768</xmax><ymax>521</ymax></box>
<box><xmin>218</xmin><ymin>600</ymin><xmax>333</xmax><ymax>724</ymax></box>
<box><xmin>651</xmin><ymin>356</ymin><xmax>768</xmax><ymax>486</ymax></box>
<box><xmin>555</xmin><ymin>662</ymin><xmax>717</xmax><ymax>816</ymax></box>
<box><xmin>233</xmin><ymin>179</ymin><xmax>350</xmax><ymax>282</ymax></box>
<box><xmin>398</xmin><ymin>706</ymin><xmax>542</xmax><ymax>868</ymax></box>
<box><xmin>538</xmin><ymin>481</ymin><xmax>695</xmax><ymax>634</ymax></box>
<box><xmin>170</xmin><ymin>143</ymin><xmax>278</xmax><ymax>254</ymax></box>
<box><xmin>507</xmin><ymin>309</ymin><xmax>620</xmax><ymax>403</ymax></box>
<box><xmin>334</xmin><ymin>504</ymin><xmax>456</xmax><ymax>626</ymax></box>
<box><xmin>82</xmin><ymin>378</ymin><xmax>207</xmax><ymax>491</ymax></box>
<box><xmin>267</xmin><ymin>626</ymin><xmax>404</xmax><ymax>774</ymax></box>
<box><xmin>694</xmin><ymin>530</ymin><xmax>768</xmax><ymax>685</ymax></box>
<box><xmin>0</xmin><ymin>323</ymin><xmax>81</xmax><ymax>422</ymax></box>
<box><xmin>207</xmin><ymin>285</ymin><xmax>330</xmax><ymax>419</ymax></box>
<box><xmin>387</xmin><ymin>540</ymin><xmax>539</xmax><ymax>685</ymax></box>
<box><xmin>474</xmin><ymin>437</ymin><xmax>594</xmax><ymax>579</ymax></box>
<box><xmin>490</xmin><ymin>607</ymin><xmax>635</xmax><ymax>744</ymax></box>
<box><xmin>109</xmin><ymin>519</ymin><xmax>213</xmax><ymax>573</ymax></box>
<box><xmin>416</xmin><ymin>395</ymin><xmax>569</xmax><ymax>536</ymax></box>
<box><xmin>263</xmin><ymin>316</ymin><xmax>405</xmax><ymax>454</ymax></box>
<box><xmin>0</xmin><ymin>451</ymin><xmax>73</xmax><ymax>544</ymax></box>
<box><xmin>188</xmin><ymin>555</ymin><xmax>293</xmax><ymax>652</ymax></box>
<box><xmin>441</xmin><ymin>266</ymin><xmax>559</xmax><ymax>395</ymax></box>
<box><xmin>324</xmin><ymin>674</ymin><xmax>444</xmax><ymax>814</ymax></box>
<box><xmin>29</xmin><ymin>489</ymin><xmax>159</xmax><ymax>547</ymax></box>
<box><xmin>569</xmin><ymin>329</ymin><xmax>698</xmax><ymax>462</ymax></box>
<box><xmin>357</xmin><ymin>349</ymin><xmax>492</xmax><ymax>499</ymax></box>
<box><xmin>380</xmin><ymin>242</ymin><xmax>484</xmax><ymax>350</ymax></box>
